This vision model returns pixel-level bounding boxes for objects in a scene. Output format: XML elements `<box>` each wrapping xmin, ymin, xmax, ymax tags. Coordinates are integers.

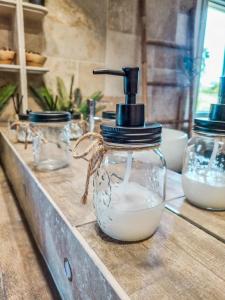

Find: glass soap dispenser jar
<box><xmin>16</xmin><ymin>113</ymin><xmax>33</xmax><ymax>143</ymax></box>
<box><xmin>91</xmin><ymin>67</ymin><xmax>166</xmax><ymax>242</ymax></box>
<box><xmin>182</xmin><ymin>76</ymin><xmax>225</xmax><ymax>210</ymax></box>
<box><xmin>29</xmin><ymin>111</ymin><xmax>71</xmax><ymax>171</ymax></box>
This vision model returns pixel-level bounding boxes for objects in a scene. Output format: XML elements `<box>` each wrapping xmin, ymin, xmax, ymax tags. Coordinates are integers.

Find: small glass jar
<box><xmin>16</xmin><ymin>114</ymin><xmax>33</xmax><ymax>143</ymax></box>
<box><xmin>70</xmin><ymin>112</ymin><xmax>83</xmax><ymax>140</ymax></box>
<box><xmin>29</xmin><ymin>111</ymin><xmax>71</xmax><ymax>171</ymax></box>
<box><xmin>183</xmin><ymin>77</ymin><xmax>225</xmax><ymax>210</ymax></box>
<box><xmin>182</xmin><ymin>132</ymin><xmax>225</xmax><ymax>210</ymax></box>
<box><xmin>93</xmin><ymin>144</ymin><xmax>166</xmax><ymax>242</ymax></box>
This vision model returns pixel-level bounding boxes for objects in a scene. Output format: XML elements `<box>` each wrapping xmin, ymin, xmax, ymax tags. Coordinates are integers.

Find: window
<box><xmin>196</xmin><ymin>1</ymin><xmax>225</xmax><ymax>114</ymax></box>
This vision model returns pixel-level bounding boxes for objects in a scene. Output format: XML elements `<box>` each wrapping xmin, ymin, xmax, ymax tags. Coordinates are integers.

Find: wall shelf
<box><xmin>0</xmin><ymin>1</ymin><xmax>48</xmax><ymax>18</ymax></box>
<box><xmin>0</xmin><ymin>0</ymin><xmax>16</xmax><ymax>16</ymax></box>
<box><xmin>0</xmin><ymin>64</ymin><xmax>20</xmax><ymax>72</ymax></box>
<box><xmin>26</xmin><ymin>66</ymin><xmax>49</xmax><ymax>74</ymax></box>
<box><xmin>0</xmin><ymin>0</ymin><xmax>48</xmax><ymax>112</ymax></box>
<box><xmin>23</xmin><ymin>2</ymin><xmax>48</xmax><ymax>19</ymax></box>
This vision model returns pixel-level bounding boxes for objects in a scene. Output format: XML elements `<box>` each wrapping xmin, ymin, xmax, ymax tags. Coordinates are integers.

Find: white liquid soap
<box><xmin>95</xmin><ymin>152</ymin><xmax>164</xmax><ymax>241</ymax></box>
<box><xmin>182</xmin><ymin>171</ymin><xmax>225</xmax><ymax>210</ymax></box>
<box><xmin>182</xmin><ymin>140</ymin><xmax>225</xmax><ymax>210</ymax></box>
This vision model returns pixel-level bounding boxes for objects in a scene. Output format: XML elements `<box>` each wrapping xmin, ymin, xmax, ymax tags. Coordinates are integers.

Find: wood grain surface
<box><xmin>1</xmin><ymin>128</ymin><xmax>225</xmax><ymax>300</ymax></box>
<box><xmin>78</xmin><ymin>211</ymin><xmax>225</xmax><ymax>299</ymax></box>
<box><xmin>0</xmin><ymin>167</ymin><xmax>60</xmax><ymax>300</ymax></box>
<box><xmin>167</xmin><ymin>196</ymin><xmax>225</xmax><ymax>243</ymax></box>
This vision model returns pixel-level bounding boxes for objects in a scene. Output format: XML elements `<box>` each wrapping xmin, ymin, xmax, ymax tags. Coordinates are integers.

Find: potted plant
<box><xmin>26</xmin><ymin>51</ymin><xmax>47</xmax><ymax>67</ymax></box>
<box><xmin>30</xmin><ymin>75</ymin><xmax>105</xmax><ymax>118</ymax></box>
<box><xmin>0</xmin><ymin>48</ymin><xmax>16</xmax><ymax>65</ymax></box>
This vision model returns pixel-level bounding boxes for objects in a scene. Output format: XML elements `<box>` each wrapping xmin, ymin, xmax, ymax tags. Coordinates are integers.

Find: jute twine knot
<box><xmin>10</xmin><ymin>120</ymin><xmax>47</xmax><ymax>149</ymax></box>
<box><xmin>72</xmin><ymin>132</ymin><xmax>157</xmax><ymax>205</ymax></box>
<box><xmin>73</xmin><ymin>132</ymin><xmax>106</xmax><ymax>204</ymax></box>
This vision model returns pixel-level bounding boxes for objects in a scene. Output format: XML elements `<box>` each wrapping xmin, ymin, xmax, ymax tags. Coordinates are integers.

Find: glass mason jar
<box><xmin>93</xmin><ymin>143</ymin><xmax>166</xmax><ymax>242</ymax></box>
<box><xmin>29</xmin><ymin>112</ymin><xmax>71</xmax><ymax>171</ymax></box>
<box><xmin>70</xmin><ymin>112</ymin><xmax>83</xmax><ymax>140</ymax></box>
<box><xmin>182</xmin><ymin>133</ymin><xmax>225</xmax><ymax>210</ymax></box>
<box><xmin>17</xmin><ymin>114</ymin><xmax>33</xmax><ymax>143</ymax></box>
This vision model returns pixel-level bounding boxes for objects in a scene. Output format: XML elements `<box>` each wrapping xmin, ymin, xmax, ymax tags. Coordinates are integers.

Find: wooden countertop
<box><xmin>1</xmin><ymin>129</ymin><xmax>225</xmax><ymax>299</ymax></box>
<box><xmin>0</xmin><ymin>166</ymin><xmax>60</xmax><ymax>299</ymax></box>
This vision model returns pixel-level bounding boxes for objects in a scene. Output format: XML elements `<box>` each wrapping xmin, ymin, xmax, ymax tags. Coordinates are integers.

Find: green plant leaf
<box><xmin>29</xmin><ymin>85</ymin><xmax>54</xmax><ymax>110</ymax></box>
<box><xmin>0</xmin><ymin>84</ymin><xmax>17</xmax><ymax>112</ymax></box>
<box><xmin>69</xmin><ymin>74</ymin><xmax>75</xmax><ymax>100</ymax></box>
<box><xmin>78</xmin><ymin>101</ymin><xmax>89</xmax><ymax>120</ymax></box>
<box><xmin>89</xmin><ymin>90</ymin><xmax>104</xmax><ymax>102</ymax></box>
<box><xmin>74</xmin><ymin>88</ymin><xmax>82</xmax><ymax>107</ymax></box>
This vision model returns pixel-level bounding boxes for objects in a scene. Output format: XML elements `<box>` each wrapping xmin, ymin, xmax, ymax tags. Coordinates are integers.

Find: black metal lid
<box><xmin>102</xmin><ymin>111</ymin><xmax>116</xmax><ymax>120</ymax></box>
<box><xmin>29</xmin><ymin>111</ymin><xmax>71</xmax><ymax>123</ymax></box>
<box><xmin>101</xmin><ymin>121</ymin><xmax>162</xmax><ymax>144</ymax></box>
<box><xmin>194</xmin><ymin>117</ymin><xmax>225</xmax><ymax>134</ymax></box>
<box><xmin>194</xmin><ymin>77</ymin><xmax>225</xmax><ymax>135</ymax></box>
<box><xmin>94</xmin><ymin>67</ymin><xmax>161</xmax><ymax>145</ymax></box>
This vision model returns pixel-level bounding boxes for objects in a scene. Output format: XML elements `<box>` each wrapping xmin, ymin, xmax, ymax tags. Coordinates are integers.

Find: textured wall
<box><xmin>25</xmin><ymin>0</ymin><xmax>140</xmax><ymax>100</ymax></box>
<box><xmin>0</xmin><ymin>0</ymin><xmax>195</xmax><ymax>122</ymax></box>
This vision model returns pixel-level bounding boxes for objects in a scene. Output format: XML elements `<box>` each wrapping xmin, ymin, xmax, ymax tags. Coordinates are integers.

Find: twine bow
<box><xmin>73</xmin><ymin>132</ymin><xmax>106</xmax><ymax>204</ymax></box>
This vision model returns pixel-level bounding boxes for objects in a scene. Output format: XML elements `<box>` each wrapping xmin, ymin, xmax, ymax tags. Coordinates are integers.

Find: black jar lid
<box><xmin>93</xmin><ymin>67</ymin><xmax>162</xmax><ymax>145</ymax></box>
<box><xmin>101</xmin><ymin>121</ymin><xmax>162</xmax><ymax>144</ymax></box>
<box><xmin>102</xmin><ymin>111</ymin><xmax>116</xmax><ymax>120</ymax></box>
<box><xmin>29</xmin><ymin>111</ymin><xmax>71</xmax><ymax>123</ymax></box>
<box><xmin>194</xmin><ymin>117</ymin><xmax>225</xmax><ymax>134</ymax></box>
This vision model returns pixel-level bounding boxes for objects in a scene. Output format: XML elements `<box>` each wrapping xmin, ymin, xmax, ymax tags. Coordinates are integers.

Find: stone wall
<box><xmin>25</xmin><ymin>0</ymin><xmax>140</xmax><ymax>100</ymax></box>
<box><xmin>0</xmin><ymin>0</ymin><xmax>196</xmax><ymax>123</ymax></box>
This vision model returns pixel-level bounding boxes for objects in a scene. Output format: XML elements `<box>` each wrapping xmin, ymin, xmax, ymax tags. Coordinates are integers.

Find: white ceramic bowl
<box><xmin>160</xmin><ymin>128</ymin><xmax>188</xmax><ymax>172</ymax></box>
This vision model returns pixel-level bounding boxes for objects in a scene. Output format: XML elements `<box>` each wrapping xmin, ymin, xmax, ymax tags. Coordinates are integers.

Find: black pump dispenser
<box><xmin>93</xmin><ymin>67</ymin><xmax>161</xmax><ymax>145</ymax></box>
<box><xmin>194</xmin><ymin>76</ymin><xmax>225</xmax><ymax>134</ymax></box>
<box><xmin>93</xmin><ymin>67</ymin><xmax>144</xmax><ymax>127</ymax></box>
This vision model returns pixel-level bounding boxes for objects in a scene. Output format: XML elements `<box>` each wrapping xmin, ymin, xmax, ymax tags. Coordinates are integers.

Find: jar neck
<box><xmin>104</xmin><ymin>141</ymin><xmax>160</xmax><ymax>151</ymax></box>
<box><xmin>193</xmin><ymin>130</ymin><xmax>225</xmax><ymax>142</ymax></box>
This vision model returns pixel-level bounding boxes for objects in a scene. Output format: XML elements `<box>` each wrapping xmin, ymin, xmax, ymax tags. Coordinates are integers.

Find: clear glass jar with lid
<box><xmin>16</xmin><ymin>114</ymin><xmax>33</xmax><ymax>143</ymax></box>
<box><xmin>29</xmin><ymin>111</ymin><xmax>71</xmax><ymax>171</ymax></box>
<box><xmin>91</xmin><ymin>67</ymin><xmax>166</xmax><ymax>242</ymax></box>
<box><xmin>70</xmin><ymin>112</ymin><xmax>83</xmax><ymax>140</ymax></box>
<box><xmin>182</xmin><ymin>77</ymin><xmax>225</xmax><ymax>210</ymax></box>
<box><xmin>93</xmin><ymin>130</ymin><xmax>166</xmax><ymax>242</ymax></box>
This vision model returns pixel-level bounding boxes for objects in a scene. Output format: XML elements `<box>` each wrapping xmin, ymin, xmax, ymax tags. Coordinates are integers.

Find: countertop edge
<box><xmin>0</xmin><ymin>131</ymin><xmax>130</xmax><ymax>300</ymax></box>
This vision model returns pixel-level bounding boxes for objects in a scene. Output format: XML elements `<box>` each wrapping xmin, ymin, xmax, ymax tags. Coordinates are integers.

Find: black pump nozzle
<box><xmin>209</xmin><ymin>76</ymin><xmax>225</xmax><ymax>122</ymax></box>
<box><xmin>218</xmin><ymin>76</ymin><xmax>225</xmax><ymax>105</ymax></box>
<box><xmin>93</xmin><ymin>67</ymin><xmax>144</xmax><ymax>127</ymax></box>
<box><xmin>93</xmin><ymin>67</ymin><xmax>139</xmax><ymax>105</ymax></box>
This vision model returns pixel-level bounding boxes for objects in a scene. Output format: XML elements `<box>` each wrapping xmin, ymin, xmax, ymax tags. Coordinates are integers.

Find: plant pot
<box><xmin>26</xmin><ymin>52</ymin><xmax>47</xmax><ymax>67</ymax></box>
<box><xmin>0</xmin><ymin>49</ymin><xmax>16</xmax><ymax>65</ymax></box>
<box><xmin>29</xmin><ymin>0</ymin><xmax>45</xmax><ymax>6</ymax></box>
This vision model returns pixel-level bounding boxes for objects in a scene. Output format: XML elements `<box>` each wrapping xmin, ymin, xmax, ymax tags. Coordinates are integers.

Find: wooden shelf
<box><xmin>0</xmin><ymin>64</ymin><xmax>20</xmax><ymax>72</ymax></box>
<box><xmin>26</xmin><ymin>66</ymin><xmax>49</xmax><ymax>74</ymax></box>
<box><xmin>0</xmin><ymin>1</ymin><xmax>48</xmax><ymax>18</ymax></box>
<box><xmin>0</xmin><ymin>0</ymin><xmax>16</xmax><ymax>16</ymax></box>
<box><xmin>23</xmin><ymin>2</ymin><xmax>48</xmax><ymax>19</ymax></box>
<box><xmin>0</xmin><ymin>0</ymin><xmax>48</xmax><ymax>112</ymax></box>
<box><xmin>0</xmin><ymin>64</ymin><xmax>49</xmax><ymax>74</ymax></box>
